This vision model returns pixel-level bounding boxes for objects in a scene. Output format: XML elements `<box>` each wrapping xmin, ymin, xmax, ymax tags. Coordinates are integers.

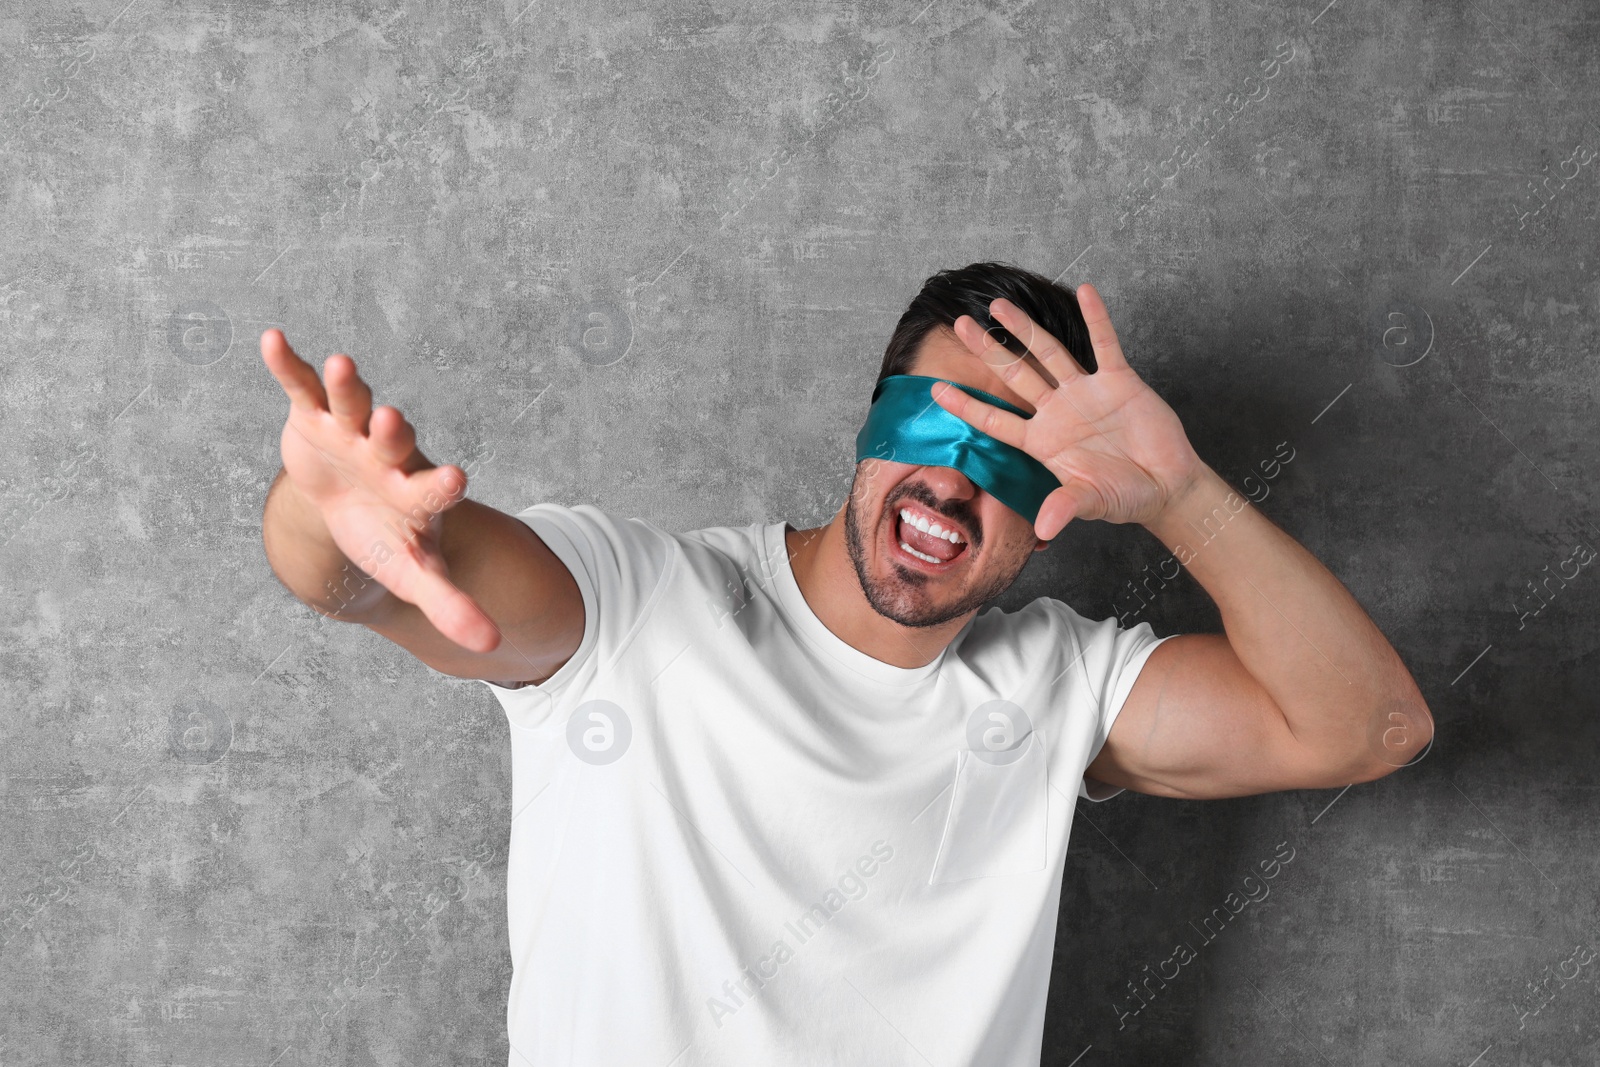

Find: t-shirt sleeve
<box><xmin>1043</xmin><ymin>599</ymin><xmax>1179</xmax><ymax>802</ymax></box>
<box><xmin>475</xmin><ymin>502</ymin><xmax>675</xmax><ymax>730</ymax></box>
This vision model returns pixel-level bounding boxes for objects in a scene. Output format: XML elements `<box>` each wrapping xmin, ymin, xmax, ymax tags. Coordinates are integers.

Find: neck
<box><xmin>783</xmin><ymin>511</ymin><xmax>975</xmax><ymax>670</ymax></box>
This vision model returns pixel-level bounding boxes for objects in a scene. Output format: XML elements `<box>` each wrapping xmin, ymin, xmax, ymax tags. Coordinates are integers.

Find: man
<box><xmin>260</xmin><ymin>261</ymin><xmax>1432</xmax><ymax>1066</ymax></box>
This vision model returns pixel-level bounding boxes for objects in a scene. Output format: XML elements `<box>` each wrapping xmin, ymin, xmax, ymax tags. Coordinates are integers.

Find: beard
<box><xmin>842</xmin><ymin>474</ymin><xmax>1034</xmax><ymax>629</ymax></box>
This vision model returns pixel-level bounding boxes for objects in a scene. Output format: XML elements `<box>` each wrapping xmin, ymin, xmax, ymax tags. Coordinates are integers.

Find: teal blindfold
<box><xmin>854</xmin><ymin>374</ymin><xmax>1062</xmax><ymax>525</ymax></box>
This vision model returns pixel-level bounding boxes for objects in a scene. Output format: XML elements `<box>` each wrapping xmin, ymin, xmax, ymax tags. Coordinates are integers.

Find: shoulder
<box><xmin>950</xmin><ymin>597</ymin><xmax>1071</xmax><ymax>673</ymax></box>
<box><xmin>956</xmin><ymin>596</ymin><xmax>1167</xmax><ymax>675</ymax></box>
<box><xmin>508</xmin><ymin>501</ymin><xmax>668</xmax><ymax>546</ymax></box>
<box><xmin>675</xmin><ymin>518</ymin><xmax>770</xmax><ymax>559</ymax></box>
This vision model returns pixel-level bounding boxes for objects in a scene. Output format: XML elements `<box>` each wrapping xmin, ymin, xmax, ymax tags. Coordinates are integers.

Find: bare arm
<box><xmin>1087</xmin><ymin>462</ymin><xmax>1433</xmax><ymax>799</ymax></box>
<box><xmin>259</xmin><ymin>329</ymin><xmax>583</xmax><ymax>685</ymax></box>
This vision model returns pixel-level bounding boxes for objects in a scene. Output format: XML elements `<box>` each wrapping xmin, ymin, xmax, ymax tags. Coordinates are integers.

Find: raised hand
<box><xmin>931</xmin><ymin>283</ymin><xmax>1204</xmax><ymax>541</ymax></box>
<box><xmin>260</xmin><ymin>329</ymin><xmax>501</xmax><ymax>653</ymax></box>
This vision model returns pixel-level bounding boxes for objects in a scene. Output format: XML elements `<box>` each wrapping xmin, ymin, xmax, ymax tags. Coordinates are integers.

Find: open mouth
<box><xmin>889</xmin><ymin>504</ymin><xmax>971</xmax><ymax>571</ymax></box>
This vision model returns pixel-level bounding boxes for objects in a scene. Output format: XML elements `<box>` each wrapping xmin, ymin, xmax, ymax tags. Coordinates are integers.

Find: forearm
<box><xmin>262</xmin><ymin>468</ymin><xmax>392</xmax><ymax>622</ymax></box>
<box><xmin>1143</xmin><ymin>462</ymin><xmax>1431</xmax><ymax>775</ymax></box>
<box><xmin>260</xmin><ymin>468</ymin><xmax>580</xmax><ymax>681</ymax></box>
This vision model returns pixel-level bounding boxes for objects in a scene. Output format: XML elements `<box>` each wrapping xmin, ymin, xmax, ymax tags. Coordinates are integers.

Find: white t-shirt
<box><xmin>477</xmin><ymin>503</ymin><xmax>1176</xmax><ymax>1067</ymax></box>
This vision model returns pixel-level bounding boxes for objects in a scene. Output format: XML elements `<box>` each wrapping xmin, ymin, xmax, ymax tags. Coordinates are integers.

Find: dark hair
<box><xmin>876</xmin><ymin>261</ymin><xmax>1095</xmax><ymax>386</ymax></box>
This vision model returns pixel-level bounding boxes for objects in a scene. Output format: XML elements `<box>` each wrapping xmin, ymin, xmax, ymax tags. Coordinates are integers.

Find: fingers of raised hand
<box><xmin>1071</xmin><ymin>284</ymin><xmax>1130</xmax><ymax>373</ymax></box>
<box><xmin>260</xmin><ymin>332</ymin><xmax>383</xmax><ymax>438</ymax></box>
<box><xmin>380</xmin><ymin>546</ymin><xmax>501</xmax><ymax>654</ymax></box>
<box><xmin>1037</xmin><ymin>481</ymin><xmax>1100</xmax><ymax>540</ymax></box>
<box><xmin>951</xmin><ymin>315</ymin><xmax>1056</xmax><ymax>411</ymax></box>
<box><xmin>381</xmin><ymin>464</ymin><xmax>468</xmax><ymax>538</ymax></box>
<box><xmin>987</xmin><ymin>298</ymin><xmax>1093</xmax><ymax>385</ymax></box>
<box><xmin>260</xmin><ymin>329</ymin><xmax>330</xmax><ymax>413</ymax></box>
<box><xmin>930</xmin><ymin>381</ymin><xmax>1028</xmax><ymax>449</ymax></box>
<box><xmin>413</xmin><ymin>464</ymin><xmax>468</xmax><ymax>512</ymax></box>
<box><xmin>368</xmin><ymin>405</ymin><xmax>417</xmax><ymax>466</ymax></box>
<box><xmin>324</xmin><ymin>354</ymin><xmax>374</xmax><ymax>435</ymax></box>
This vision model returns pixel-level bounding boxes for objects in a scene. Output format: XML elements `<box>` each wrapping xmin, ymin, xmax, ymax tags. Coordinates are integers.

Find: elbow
<box><xmin>1350</xmin><ymin>697</ymin><xmax>1435</xmax><ymax>783</ymax></box>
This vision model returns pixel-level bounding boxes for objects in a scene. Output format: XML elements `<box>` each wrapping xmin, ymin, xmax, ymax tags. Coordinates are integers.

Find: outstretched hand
<box><xmin>261</xmin><ymin>329</ymin><xmax>501</xmax><ymax>653</ymax></box>
<box><xmin>931</xmin><ymin>283</ymin><xmax>1204</xmax><ymax>541</ymax></box>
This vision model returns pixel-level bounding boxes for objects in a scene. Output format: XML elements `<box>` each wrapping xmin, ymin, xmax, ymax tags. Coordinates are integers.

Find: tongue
<box><xmin>900</xmin><ymin>516</ymin><xmax>963</xmax><ymax>562</ymax></box>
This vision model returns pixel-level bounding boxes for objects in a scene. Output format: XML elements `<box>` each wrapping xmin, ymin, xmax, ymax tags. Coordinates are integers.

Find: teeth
<box><xmin>899</xmin><ymin>507</ymin><xmax>965</xmax><ymax>544</ymax></box>
<box><xmin>900</xmin><ymin>541</ymin><xmax>943</xmax><ymax>564</ymax></box>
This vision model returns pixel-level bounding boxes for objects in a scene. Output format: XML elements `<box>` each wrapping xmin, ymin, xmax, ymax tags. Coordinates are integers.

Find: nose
<box><xmin>918</xmin><ymin>464</ymin><xmax>979</xmax><ymax>505</ymax></box>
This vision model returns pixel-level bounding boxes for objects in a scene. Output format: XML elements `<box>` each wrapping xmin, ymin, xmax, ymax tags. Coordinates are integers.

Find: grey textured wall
<box><xmin>3</xmin><ymin>0</ymin><xmax>1597</xmax><ymax>1064</ymax></box>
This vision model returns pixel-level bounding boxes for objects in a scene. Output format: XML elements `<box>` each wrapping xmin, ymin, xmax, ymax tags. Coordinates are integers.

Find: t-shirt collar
<box><xmin>763</xmin><ymin>521</ymin><xmax>975</xmax><ymax>688</ymax></box>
